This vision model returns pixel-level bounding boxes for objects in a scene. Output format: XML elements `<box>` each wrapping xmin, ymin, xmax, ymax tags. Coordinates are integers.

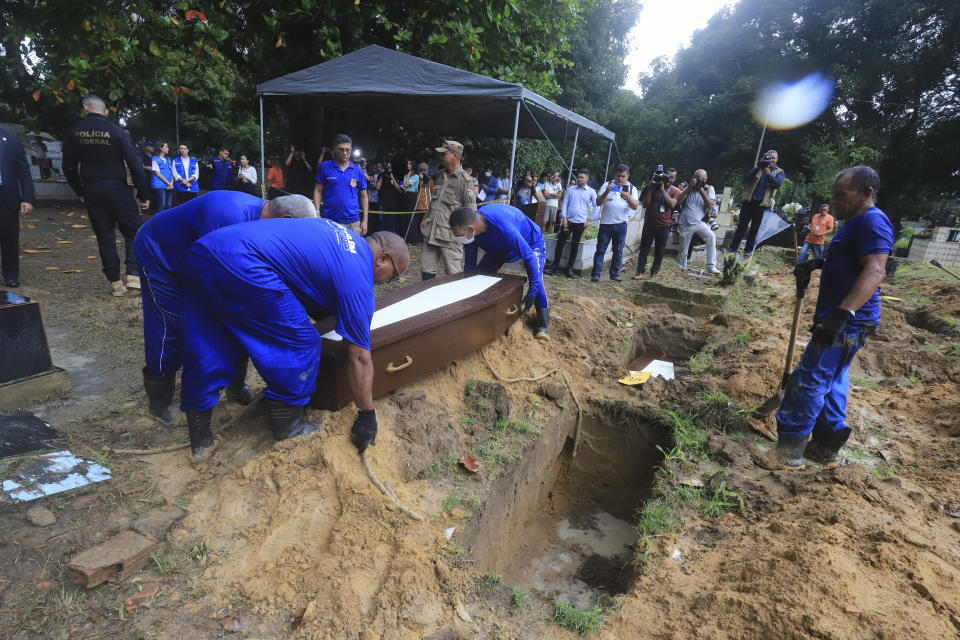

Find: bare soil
<box><xmin>1</xmin><ymin>203</ymin><xmax>959</xmax><ymax>639</ymax></box>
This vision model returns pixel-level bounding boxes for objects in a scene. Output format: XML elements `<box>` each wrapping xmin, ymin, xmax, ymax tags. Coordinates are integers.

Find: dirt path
<box><xmin>1</xmin><ymin>203</ymin><xmax>958</xmax><ymax>639</ymax></box>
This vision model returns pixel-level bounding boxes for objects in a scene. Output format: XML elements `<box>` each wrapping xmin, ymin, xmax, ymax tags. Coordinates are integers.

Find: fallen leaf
<box><xmin>24</xmin><ymin>249</ymin><xmax>51</xmax><ymax>253</ymax></box>
<box><xmin>87</xmin><ymin>256</ymin><xmax>97</xmax><ymax>259</ymax></box>
<box><xmin>62</xmin><ymin>269</ymin><xmax>84</xmax><ymax>273</ymax></box>
<box><xmin>459</xmin><ymin>453</ymin><xmax>482</xmax><ymax>473</ymax></box>
<box><xmin>37</xmin><ymin>580</ymin><xmax>56</xmax><ymax>590</ymax></box>
<box><xmin>844</xmin><ymin>604</ymin><xmax>862</xmax><ymax>615</ymax></box>
<box><xmin>124</xmin><ymin>583</ymin><xmax>160</xmax><ymax>611</ymax></box>
<box><xmin>33</xmin><ymin>246</ymin><xmax>50</xmax><ymax>250</ymax></box>
<box><xmin>221</xmin><ymin>612</ymin><xmax>246</xmax><ymax>632</ymax></box>
<box><xmin>45</xmin><ymin>267</ymin><xmax>59</xmax><ymax>271</ymax></box>
<box><xmin>26</xmin><ymin>224</ymin><xmax>35</xmax><ymax>229</ymax></box>
<box><xmin>72</xmin><ymin>224</ymin><xmax>87</xmax><ymax>228</ymax></box>
<box><xmin>67</xmin><ymin>212</ymin><xmax>75</xmax><ymax>216</ymax></box>
<box><xmin>290</xmin><ymin>606</ymin><xmax>306</xmax><ymax>630</ymax></box>
<box><xmin>57</xmin><ymin>240</ymin><xmax>72</xmax><ymax>244</ymax></box>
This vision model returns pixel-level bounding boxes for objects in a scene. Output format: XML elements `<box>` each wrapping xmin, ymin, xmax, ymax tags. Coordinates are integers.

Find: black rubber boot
<box><xmin>544</xmin><ymin>263</ymin><xmax>561</xmax><ymax>275</ymax></box>
<box><xmin>805</xmin><ymin>427</ymin><xmax>852</xmax><ymax>468</ymax></box>
<box><xmin>186</xmin><ymin>409</ymin><xmax>215</xmax><ymax>456</ymax></box>
<box><xmin>753</xmin><ymin>435</ymin><xmax>807</xmax><ymax>470</ymax></box>
<box><xmin>564</xmin><ymin>267</ymin><xmax>578</xmax><ymax>279</ymax></box>
<box><xmin>266</xmin><ymin>399</ymin><xmax>318</xmax><ymax>441</ymax></box>
<box><xmin>421</xmin><ymin>272</ymin><xmax>436</xmax><ymax>281</ymax></box>
<box><xmin>535</xmin><ymin>307</ymin><xmax>551</xmax><ymax>341</ymax></box>
<box><xmin>225</xmin><ymin>355</ymin><xmax>255</xmax><ymax>404</ymax></box>
<box><xmin>143</xmin><ymin>368</ymin><xmax>178</xmax><ymax>423</ymax></box>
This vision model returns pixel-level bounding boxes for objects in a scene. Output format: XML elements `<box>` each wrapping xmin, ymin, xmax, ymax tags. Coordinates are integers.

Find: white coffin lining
<box><xmin>322</xmin><ymin>274</ymin><xmax>502</xmax><ymax>342</ymax></box>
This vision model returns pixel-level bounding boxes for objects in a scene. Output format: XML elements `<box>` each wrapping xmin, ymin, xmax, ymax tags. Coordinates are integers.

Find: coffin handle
<box><xmin>386</xmin><ymin>355</ymin><xmax>413</xmax><ymax>374</ymax></box>
<box><xmin>505</xmin><ymin>304</ymin><xmax>519</xmax><ymax>316</ymax></box>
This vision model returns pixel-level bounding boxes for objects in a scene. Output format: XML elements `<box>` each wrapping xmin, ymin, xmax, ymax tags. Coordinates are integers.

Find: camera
<box><xmin>757</xmin><ymin>153</ymin><xmax>774</xmax><ymax>168</ymax></box>
<box><xmin>650</xmin><ymin>163</ymin><xmax>670</xmax><ymax>185</ymax></box>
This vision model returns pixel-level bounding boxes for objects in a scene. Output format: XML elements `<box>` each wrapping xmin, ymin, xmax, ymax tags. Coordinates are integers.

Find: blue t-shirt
<box><xmin>150</xmin><ymin>155</ymin><xmax>173</xmax><ymax>189</ymax></box>
<box><xmin>466</xmin><ymin>203</ymin><xmax>546</xmax><ymax>304</ymax></box>
<box><xmin>814</xmin><ymin>206</ymin><xmax>894</xmax><ymax>329</ymax></box>
<box><xmin>195</xmin><ymin>218</ymin><xmax>375</xmax><ymax>350</ymax></box>
<box><xmin>316</xmin><ymin>160</ymin><xmax>368</xmax><ymax>224</ymax></box>
<box><xmin>135</xmin><ymin>191</ymin><xmax>264</xmax><ymax>275</ymax></box>
<box><xmin>210</xmin><ymin>157</ymin><xmax>233</xmax><ymax>189</ymax></box>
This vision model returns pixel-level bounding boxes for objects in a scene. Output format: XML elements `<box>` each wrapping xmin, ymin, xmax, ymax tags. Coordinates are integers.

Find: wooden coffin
<box><xmin>311</xmin><ymin>272</ymin><xmax>525</xmax><ymax>411</ymax></box>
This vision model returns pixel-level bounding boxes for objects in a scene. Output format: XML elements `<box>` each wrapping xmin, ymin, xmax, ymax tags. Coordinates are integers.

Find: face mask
<box><xmin>484</xmin><ymin>171</ymin><xmax>492</xmax><ymax>177</ymax></box>
<box><xmin>455</xmin><ymin>233</ymin><xmax>474</xmax><ymax>245</ymax></box>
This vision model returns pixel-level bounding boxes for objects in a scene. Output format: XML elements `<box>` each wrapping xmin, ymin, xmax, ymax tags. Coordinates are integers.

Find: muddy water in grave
<box><xmin>466</xmin><ymin>413</ymin><xmax>667</xmax><ymax>610</ymax></box>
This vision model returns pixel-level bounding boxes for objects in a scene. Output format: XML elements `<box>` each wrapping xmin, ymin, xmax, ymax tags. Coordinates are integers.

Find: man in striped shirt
<box><xmin>546</xmin><ymin>168</ymin><xmax>597</xmax><ymax>278</ymax></box>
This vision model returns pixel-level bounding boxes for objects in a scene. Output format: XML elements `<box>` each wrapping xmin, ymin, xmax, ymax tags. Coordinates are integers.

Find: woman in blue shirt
<box><xmin>151</xmin><ymin>141</ymin><xmax>174</xmax><ymax>213</ymax></box>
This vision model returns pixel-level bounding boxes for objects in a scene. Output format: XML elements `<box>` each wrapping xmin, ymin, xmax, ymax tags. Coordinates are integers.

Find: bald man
<box><xmin>180</xmin><ymin>221</ymin><xmax>409</xmax><ymax>456</ymax></box>
<box><xmin>134</xmin><ymin>192</ymin><xmax>316</xmax><ymax>423</ymax></box>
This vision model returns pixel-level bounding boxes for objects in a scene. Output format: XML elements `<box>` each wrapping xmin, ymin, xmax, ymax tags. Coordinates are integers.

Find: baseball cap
<box><xmin>144</xmin><ymin>140</ymin><xmax>154</xmax><ymax>146</ymax></box>
<box><xmin>435</xmin><ymin>140</ymin><xmax>464</xmax><ymax>156</ymax></box>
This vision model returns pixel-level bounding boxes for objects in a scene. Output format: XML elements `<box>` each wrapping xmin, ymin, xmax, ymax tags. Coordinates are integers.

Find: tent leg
<box><xmin>567</xmin><ymin>127</ymin><xmax>579</xmax><ymax>186</ymax></box>
<box><xmin>259</xmin><ymin>95</ymin><xmax>266</xmax><ymax>198</ymax></box>
<box><xmin>507</xmin><ymin>100</ymin><xmax>521</xmax><ymax>202</ymax></box>
<box><xmin>603</xmin><ymin>141</ymin><xmax>613</xmax><ymax>184</ymax></box>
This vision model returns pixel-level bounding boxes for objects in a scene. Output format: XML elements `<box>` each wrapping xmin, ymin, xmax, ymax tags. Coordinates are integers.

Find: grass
<box><xmin>652</xmin><ymin>406</ymin><xmax>710</xmax><ymax>461</ymax></box>
<box><xmin>632</xmin><ymin>499</ymin><xmax>683</xmax><ymax>574</ymax></box>
<box><xmin>511</xmin><ymin>588</ymin><xmax>528</xmax><ymax>609</ymax></box>
<box><xmin>732</xmin><ymin>330</ymin><xmax>751</xmax><ymax>346</ymax></box>
<box><xmin>421</xmin><ymin>451</ymin><xmax>459</xmax><ymax>479</ymax></box>
<box><xmin>850</xmin><ymin>376</ymin><xmax>880</xmax><ymax>390</ymax></box>
<box><xmin>552</xmin><ymin>599</ymin><xmax>608</xmax><ymax>637</ymax></box>
<box><xmin>941</xmin><ymin>315</ymin><xmax>960</xmax><ymax>329</ymax></box>
<box><xmin>692</xmin><ymin>390</ymin><xmax>751</xmax><ymax>433</ymax></box>
<box><xmin>870</xmin><ymin>462</ymin><xmax>895</xmax><ymax>479</ymax></box>
<box><xmin>686</xmin><ymin>351</ymin><xmax>714</xmax><ymax>374</ymax></box>
<box><xmin>478</xmin><ymin>572</ymin><xmax>501</xmax><ymax>588</ymax></box>
<box><xmin>698</xmin><ymin>481</ymin><xmax>745</xmax><ymax>518</ymax></box>
<box><xmin>908</xmin><ymin>372</ymin><xmax>924</xmax><ymax>387</ymax></box>
<box><xmin>149</xmin><ymin>549</ymin><xmax>178</xmax><ymax>576</ymax></box>
<box><xmin>442</xmin><ymin>493</ymin><xmax>477</xmax><ymax>514</ymax></box>
<box><xmin>476</xmin><ymin>440</ymin><xmax>514</xmax><ymax>469</ymax></box>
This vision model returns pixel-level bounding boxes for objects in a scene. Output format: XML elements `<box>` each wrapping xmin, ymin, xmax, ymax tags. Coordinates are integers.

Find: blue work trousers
<box><xmin>139</xmin><ymin>261</ymin><xmax>184</xmax><ymax>377</ymax></box>
<box><xmin>477</xmin><ymin>238</ymin><xmax>548</xmax><ymax>309</ymax></box>
<box><xmin>798</xmin><ymin>242</ymin><xmax>825</xmax><ymax>263</ymax></box>
<box><xmin>591</xmin><ymin>222</ymin><xmax>627</xmax><ymax>280</ymax></box>
<box><xmin>180</xmin><ymin>247</ymin><xmax>322</xmax><ymax>411</ymax></box>
<box><xmin>776</xmin><ymin>324</ymin><xmax>873</xmax><ymax>439</ymax></box>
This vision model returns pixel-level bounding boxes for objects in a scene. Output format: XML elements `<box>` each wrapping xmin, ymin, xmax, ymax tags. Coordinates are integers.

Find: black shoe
<box><xmin>186</xmin><ymin>409</ymin><xmax>215</xmax><ymax>456</ymax></box>
<box><xmin>142</xmin><ymin>368</ymin><xmax>179</xmax><ymax>423</ymax></box>
<box><xmin>225</xmin><ymin>355</ymin><xmax>255</xmax><ymax>404</ymax></box>
<box><xmin>611</xmin><ymin>274</ymin><xmax>622</xmax><ymax>282</ymax></box>
<box><xmin>266</xmin><ymin>399</ymin><xmax>318</xmax><ymax>441</ymax></box>
<box><xmin>564</xmin><ymin>268</ymin><xmax>578</xmax><ymax>279</ymax></box>
<box><xmin>544</xmin><ymin>264</ymin><xmax>560</xmax><ymax>275</ymax></box>
<box><xmin>590</xmin><ymin>276</ymin><xmax>600</xmax><ymax>282</ymax></box>
<box><xmin>3</xmin><ymin>276</ymin><xmax>20</xmax><ymax>287</ymax></box>
<box><xmin>805</xmin><ymin>427</ymin><xmax>852</xmax><ymax>468</ymax></box>
<box><xmin>534</xmin><ymin>307</ymin><xmax>550</xmax><ymax>341</ymax></box>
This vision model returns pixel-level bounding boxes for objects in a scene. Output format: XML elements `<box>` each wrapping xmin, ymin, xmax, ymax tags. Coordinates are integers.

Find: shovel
<box><xmin>931</xmin><ymin>259</ymin><xmax>960</xmax><ymax>282</ymax></box>
<box><xmin>754</xmin><ymin>231</ymin><xmax>807</xmax><ymax>417</ymax></box>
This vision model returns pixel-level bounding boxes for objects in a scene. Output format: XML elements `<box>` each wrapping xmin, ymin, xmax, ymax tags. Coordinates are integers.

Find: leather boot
<box><xmin>266</xmin><ymin>399</ymin><xmax>318</xmax><ymax>441</ymax></box>
<box><xmin>225</xmin><ymin>355</ymin><xmax>255</xmax><ymax>404</ymax></box>
<box><xmin>752</xmin><ymin>435</ymin><xmax>807</xmax><ymax>470</ymax></box>
<box><xmin>804</xmin><ymin>427</ymin><xmax>852</xmax><ymax>468</ymax></box>
<box><xmin>535</xmin><ymin>307</ymin><xmax>551</xmax><ymax>341</ymax></box>
<box><xmin>186</xmin><ymin>409</ymin><xmax>215</xmax><ymax>456</ymax></box>
<box><xmin>142</xmin><ymin>368</ymin><xmax>178</xmax><ymax>423</ymax></box>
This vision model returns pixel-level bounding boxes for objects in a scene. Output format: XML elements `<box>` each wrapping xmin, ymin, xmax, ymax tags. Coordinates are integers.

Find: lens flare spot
<box><xmin>752</xmin><ymin>72</ymin><xmax>834</xmax><ymax>130</ymax></box>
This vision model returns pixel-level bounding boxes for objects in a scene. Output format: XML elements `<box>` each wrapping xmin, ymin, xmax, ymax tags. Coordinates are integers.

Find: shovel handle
<box><xmin>931</xmin><ymin>260</ymin><xmax>960</xmax><ymax>282</ymax></box>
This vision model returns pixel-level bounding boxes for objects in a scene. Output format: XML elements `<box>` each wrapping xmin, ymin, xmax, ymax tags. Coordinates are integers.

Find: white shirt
<box><xmin>559</xmin><ymin>184</ymin><xmax>598</xmax><ymax>223</ymax></box>
<box><xmin>543</xmin><ymin>180</ymin><xmax>563</xmax><ymax>206</ymax></box>
<box><xmin>171</xmin><ymin>156</ymin><xmax>200</xmax><ymax>181</ymax></box>
<box><xmin>596</xmin><ymin>182</ymin><xmax>639</xmax><ymax>225</ymax></box>
<box><xmin>239</xmin><ymin>166</ymin><xmax>257</xmax><ymax>184</ymax></box>
<box><xmin>678</xmin><ymin>185</ymin><xmax>716</xmax><ymax>227</ymax></box>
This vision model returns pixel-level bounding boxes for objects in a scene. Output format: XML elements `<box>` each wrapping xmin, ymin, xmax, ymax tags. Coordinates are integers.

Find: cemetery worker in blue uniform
<box><xmin>180</xmin><ymin>220</ymin><xmax>409</xmax><ymax>456</ymax></box>
<box><xmin>134</xmin><ymin>192</ymin><xmax>316</xmax><ymax>424</ymax></box>
<box><xmin>62</xmin><ymin>93</ymin><xmax>151</xmax><ymax>297</ymax></box>
<box><xmin>207</xmin><ymin>147</ymin><xmax>233</xmax><ymax>190</ymax></box>
<box><xmin>449</xmin><ymin>203</ymin><xmax>550</xmax><ymax>341</ymax></box>
<box><xmin>762</xmin><ymin>166</ymin><xmax>894</xmax><ymax>470</ymax></box>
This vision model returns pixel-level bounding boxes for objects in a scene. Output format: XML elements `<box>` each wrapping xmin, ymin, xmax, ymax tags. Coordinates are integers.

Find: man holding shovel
<box><xmin>760</xmin><ymin>166</ymin><xmax>893</xmax><ymax>469</ymax></box>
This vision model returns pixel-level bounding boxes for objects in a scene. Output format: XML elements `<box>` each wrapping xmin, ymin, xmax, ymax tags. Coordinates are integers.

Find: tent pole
<box><xmin>259</xmin><ymin>95</ymin><xmax>266</xmax><ymax>198</ymax></box>
<box><xmin>567</xmin><ymin>127</ymin><xmax>579</xmax><ymax>186</ymax></box>
<box><xmin>603</xmin><ymin>141</ymin><xmax>613</xmax><ymax>184</ymax></box>
<box><xmin>507</xmin><ymin>99</ymin><xmax>521</xmax><ymax>201</ymax></box>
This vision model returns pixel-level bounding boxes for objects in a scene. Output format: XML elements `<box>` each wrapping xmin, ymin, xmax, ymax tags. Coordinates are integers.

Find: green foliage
<box><xmin>652</xmin><ymin>406</ymin><xmax>710</xmax><ymax>461</ymax></box>
<box><xmin>634</xmin><ymin>499</ymin><xmax>682</xmax><ymax>539</ymax></box>
<box><xmin>552</xmin><ymin>599</ymin><xmax>608</xmax><ymax>637</ymax></box>
<box><xmin>893</xmin><ymin>227</ymin><xmax>918</xmax><ymax>250</ymax></box>
<box><xmin>850</xmin><ymin>377</ymin><xmax>880</xmax><ymax>390</ymax></box>
<box><xmin>698</xmin><ymin>481</ymin><xmax>745</xmax><ymax>518</ymax></box>
<box><xmin>511</xmin><ymin>588</ymin><xmax>528</xmax><ymax>608</ymax></box>
<box><xmin>478</xmin><ymin>571</ymin><xmax>501</xmax><ymax>588</ymax></box>
<box><xmin>802</xmin><ymin>134</ymin><xmax>883</xmax><ymax>204</ymax></box>
<box><xmin>870</xmin><ymin>462</ymin><xmax>895</xmax><ymax>479</ymax></box>
<box><xmin>686</xmin><ymin>352</ymin><xmax>714</xmax><ymax>374</ymax></box>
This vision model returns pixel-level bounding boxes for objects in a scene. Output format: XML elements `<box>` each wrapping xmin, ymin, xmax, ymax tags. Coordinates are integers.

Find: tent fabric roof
<box><xmin>256</xmin><ymin>45</ymin><xmax>614</xmax><ymax>142</ymax></box>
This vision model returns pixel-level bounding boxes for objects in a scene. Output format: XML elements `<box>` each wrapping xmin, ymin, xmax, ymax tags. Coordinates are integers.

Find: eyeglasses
<box><xmin>385</xmin><ymin>253</ymin><xmax>400</xmax><ymax>284</ymax></box>
<box><xmin>335</xmin><ymin>147</ymin><xmax>351</xmax><ymax>154</ymax></box>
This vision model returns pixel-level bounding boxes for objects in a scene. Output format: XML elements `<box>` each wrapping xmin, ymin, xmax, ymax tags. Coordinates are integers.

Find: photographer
<box><xmin>633</xmin><ymin>166</ymin><xmax>680</xmax><ymax>279</ymax></box>
<box><xmin>728</xmin><ymin>149</ymin><xmax>784</xmax><ymax>256</ymax></box>
<box><xmin>675</xmin><ymin>169</ymin><xmax>721</xmax><ymax>274</ymax></box>
<box><xmin>284</xmin><ymin>146</ymin><xmax>313</xmax><ymax>198</ymax></box>
<box><xmin>591</xmin><ymin>164</ymin><xmax>639</xmax><ymax>282</ymax></box>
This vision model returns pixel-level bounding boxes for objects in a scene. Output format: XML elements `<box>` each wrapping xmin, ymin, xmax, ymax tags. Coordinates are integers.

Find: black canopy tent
<box><xmin>255</xmin><ymin>45</ymin><xmax>616</xmax><ymax>195</ymax></box>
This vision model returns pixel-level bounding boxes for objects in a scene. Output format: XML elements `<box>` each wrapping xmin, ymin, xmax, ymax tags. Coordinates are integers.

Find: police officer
<box><xmin>63</xmin><ymin>94</ymin><xmax>150</xmax><ymax>297</ymax></box>
<box><xmin>180</xmin><ymin>220</ymin><xmax>410</xmax><ymax>456</ymax></box>
<box><xmin>419</xmin><ymin>140</ymin><xmax>476</xmax><ymax>280</ymax></box>
<box><xmin>134</xmin><ymin>192</ymin><xmax>317</xmax><ymax>424</ymax></box>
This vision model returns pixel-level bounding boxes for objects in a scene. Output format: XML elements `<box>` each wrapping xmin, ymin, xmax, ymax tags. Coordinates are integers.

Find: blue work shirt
<box><xmin>316</xmin><ymin>159</ymin><xmax>367</xmax><ymax>224</ymax></box>
<box><xmin>814</xmin><ymin>206</ymin><xmax>894</xmax><ymax>330</ymax></box>
<box><xmin>467</xmin><ymin>203</ymin><xmax>546</xmax><ymax>305</ymax></box>
<box><xmin>135</xmin><ymin>191</ymin><xmax>264</xmax><ymax>275</ymax></box>
<box><xmin>210</xmin><ymin>157</ymin><xmax>233</xmax><ymax>189</ymax></box>
<box><xmin>194</xmin><ymin>218</ymin><xmax>375</xmax><ymax>350</ymax></box>
<box><xmin>748</xmin><ymin>165</ymin><xmax>785</xmax><ymax>202</ymax></box>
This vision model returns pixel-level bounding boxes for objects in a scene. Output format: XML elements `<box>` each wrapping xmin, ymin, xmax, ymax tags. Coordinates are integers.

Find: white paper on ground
<box><xmin>322</xmin><ymin>274</ymin><xmax>502</xmax><ymax>341</ymax></box>
<box><xmin>1</xmin><ymin>450</ymin><xmax>112</xmax><ymax>502</ymax></box>
<box><xmin>640</xmin><ymin>359</ymin><xmax>675</xmax><ymax>380</ymax></box>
